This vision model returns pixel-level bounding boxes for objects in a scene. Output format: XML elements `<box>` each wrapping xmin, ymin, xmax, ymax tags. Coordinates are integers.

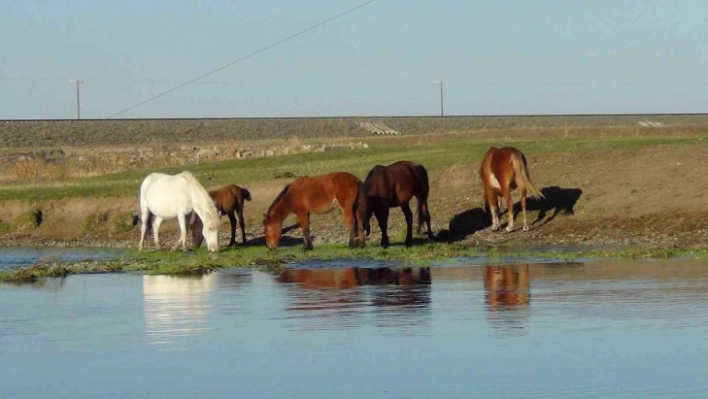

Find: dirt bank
<box><xmin>1</xmin><ymin>143</ymin><xmax>707</xmax><ymax>250</ymax></box>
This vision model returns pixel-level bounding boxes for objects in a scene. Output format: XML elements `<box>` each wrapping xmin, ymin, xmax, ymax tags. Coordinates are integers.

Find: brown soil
<box><xmin>1</xmin><ymin>144</ymin><xmax>707</xmax><ymax>249</ymax></box>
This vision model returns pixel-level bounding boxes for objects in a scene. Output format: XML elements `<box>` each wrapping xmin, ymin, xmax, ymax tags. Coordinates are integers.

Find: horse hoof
<box><xmin>506</xmin><ymin>227</ymin><xmax>514</xmax><ymax>233</ymax></box>
<box><xmin>491</xmin><ymin>226</ymin><xmax>500</xmax><ymax>232</ymax></box>
<box><xmin>523</xmin><ymin>226</ymin><xmax>530</xmax><ymax>232</ymax></box>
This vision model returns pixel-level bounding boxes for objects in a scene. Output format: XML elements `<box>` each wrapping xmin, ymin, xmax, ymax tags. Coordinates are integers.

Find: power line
<box><xmin>106</xmin><ymin>0</ymin><xmax>380</xmax><ymax>119</ymax></box>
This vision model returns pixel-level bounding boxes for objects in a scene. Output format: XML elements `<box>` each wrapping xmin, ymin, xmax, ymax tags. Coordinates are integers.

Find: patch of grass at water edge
<box><xmin>3</xmin><ymin>244</ymin><xmax>707</xmax><ymax>284</ymax></box>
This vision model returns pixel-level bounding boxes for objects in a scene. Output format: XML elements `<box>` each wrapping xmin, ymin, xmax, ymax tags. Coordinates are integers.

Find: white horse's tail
<box><xmin>180</xmin><ymin>171</ymin><xmax>219</xmax><ymax>224</ymax></box>
<box><xmin>511</xmin><ymin>154</ymin><xmax>544</xmax><ymax>200</ymax></box>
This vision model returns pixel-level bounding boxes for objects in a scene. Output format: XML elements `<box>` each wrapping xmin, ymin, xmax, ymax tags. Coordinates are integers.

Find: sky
<box><xmin>1</xmin><ymin>0</ymin><xmax>707</xmax><ymax>119</ymax></box>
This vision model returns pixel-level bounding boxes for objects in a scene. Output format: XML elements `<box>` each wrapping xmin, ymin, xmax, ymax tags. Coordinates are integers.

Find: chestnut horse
<box><xmin>480</xmin><ymin>147</ymin><xmax>544</xmax><ymax>232</ymax></box>
<box><xmin>263</xmin><ymin>172</ymin><xmax>365</xmax><ymax>250</ymax></box>
<box><xmin>359</xmin><ymin>161</ymin><xmax>433</xmax><ymax>248</ymax></box>
<box><xmin>192</xmin><ymin>184</ymin><xmax>252</xmax><ymax>249</ymax></box>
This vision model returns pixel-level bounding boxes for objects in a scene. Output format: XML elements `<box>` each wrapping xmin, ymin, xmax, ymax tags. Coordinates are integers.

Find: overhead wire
<box><xmin>106</xmin><ymin>0</ymin><xmax>380</xmax><ymax>119</ymax></box>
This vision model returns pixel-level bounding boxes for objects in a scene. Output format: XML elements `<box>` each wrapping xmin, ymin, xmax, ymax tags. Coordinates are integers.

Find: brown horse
<box><xmin>480</xmin><ymin>146</ymin><xmax>544</xmax><ymax>232</ymax></box>
<box><xmin>263</xmin><ymin>172</ymin><xmax>365</xmax><ymax>250</ymax></box>
<box><xmin>192</xmin><ymin>184</ymin><xmax>251</xmax><ymax>248</ymax></box>
<box><xmin>359</xmin><ymin>161</ymin><xmax>433</xmax><ymax>248</ymax></box>
<box><xmin>484</xmin><ymin>265</ymin><xmax>530</xmax><ymax>308</ymax></box>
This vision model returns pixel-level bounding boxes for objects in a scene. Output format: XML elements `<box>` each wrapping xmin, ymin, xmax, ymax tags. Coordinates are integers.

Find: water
<box><xmin>1</xmin><ymin>259</ymin><xmax>708</xmax><ymax>398</ymax></box>
<box><xmin>0</xmin><ymin>247</ymin><xmax>126</xmax><ymax>271</ymax></box>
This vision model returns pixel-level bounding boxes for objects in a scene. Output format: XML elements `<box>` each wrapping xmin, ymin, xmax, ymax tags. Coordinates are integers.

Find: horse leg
<box><xmin>520</xmin><ymin>187</ymin><xmax>529</xmax><ymax>231</ymax></box>
<box><xmin>237</xmin><ymin>209</ymin><xmax>247</xmax><ymax>245</ymax></box>
<box><xmin>365</xmin><ymin>208</ymin><xmax>372</xmax><ymax>237</ymax></box>
<box><xmin>297</xmin><ymin>211</ymin><xmax>314</xmax><ymax>251</ymax></box>
<box><xmin>340</xmin><ymin>205</ymin><xmax>358</xmax><ymax>249</ymax></box>
<box><xmin>401</xmin><ymin>203</ymin><xmax>414</xmax><ymax>247</ymax></box>
<box><xmin>175</xmin><ymin>213</ymin><xmax>188</xmax><ymax>252</ymax></box>
<box><xmin>418</xmin><ymin>200</ymin><xmax>434</xmax><ymax>242</ymax></box>
<box><xmin>502</xmin><ymin>188</ymin><xmax>515</xmax><ymax>232</ymax></box>
<box><xmin>227</xmin><ymin>211</ymin><xmax>237</xmax><ymax>246</ymax></box>
<box><xmin>416</xmin><ymin>201</ymin><xmax>424</xmax><ymax>235</ymax></box>
<box><xmin>139</xmin><ymin>209</ymin><xmax>149</xmax><ymax>252</ymax></box>
<box><xmin>486</xmin><ymin>190</ymin><xmax>500</xmax><ymax>231</ymax></box>
<box><xmin>174</xmin><ymin>213</ymin><xmax>189</xmax><ymax>252</ymax></box>
<box><xmin>191</xmin><ymin>213</ymin><xmax>205</xmax><ymax>250</ymax></box>
<box><xmin>374</xmin><ymin>207</ymin><xmax>390</xmax><ymax>248</ymax></box>
<box><xmin>152</xmin><ymin>217</ymin><xmax>163</xmax><ymax>249</ymax></box>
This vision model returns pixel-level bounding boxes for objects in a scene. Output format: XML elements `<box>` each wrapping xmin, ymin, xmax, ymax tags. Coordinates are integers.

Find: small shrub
<box><xmin>0</xmin><ymin>220</ymin><xmax>11</xmax><ymax>233</ymax></box>
<box><xmin>81</xmin><ymin>212</ymin><xmax>109</xmax><ymax>235</ymax></box>
<box><xmin>109</xmin><ymin>212</ymin><xmax>136</xmax><ymax>234</ymax></box>
<box><xmin>13</xmin><ymin>208</ymin><xmax>43</xmax><ymax>231</ymax></box>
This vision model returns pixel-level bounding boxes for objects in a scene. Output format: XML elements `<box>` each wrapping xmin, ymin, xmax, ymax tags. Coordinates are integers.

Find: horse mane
<box><xmin>267</xmin><ymin>184</ymin><xmax>291</xmax><ymax>215</ymax></box>
<box><xmin>180</xmin><ymin>171</ymin><xmax>219</xmax><ymax>225</ymax></box>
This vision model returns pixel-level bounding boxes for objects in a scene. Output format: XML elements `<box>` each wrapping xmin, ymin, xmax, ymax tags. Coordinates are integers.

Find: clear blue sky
<box><xmin>1</xmin><ymin>0</ymin><xmax>707</xmax><ymax>119</ymax></box>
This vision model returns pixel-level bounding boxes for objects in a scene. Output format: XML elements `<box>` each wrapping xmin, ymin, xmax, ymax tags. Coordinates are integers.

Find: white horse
<box><xmin>139</xmin><ymin>171</ymin><xmax>220</xmax><ymax>253</ymax></box>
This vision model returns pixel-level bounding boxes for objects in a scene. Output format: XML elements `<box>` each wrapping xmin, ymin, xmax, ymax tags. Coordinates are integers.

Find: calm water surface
<box><xmin>0</xmin><ymin>247</ymin><xmax>126</xmax><ymax>270</ymax></box>
<box><xmin>1</xmin><ymin>259</ymin><xmax>707</xmax><ymax>398</ymax></box>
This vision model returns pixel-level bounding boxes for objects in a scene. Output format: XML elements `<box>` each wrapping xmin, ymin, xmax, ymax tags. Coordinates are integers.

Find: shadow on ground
<box><xmin>437</xmin><ymin>186</ymin><xmax>582</xmax><ymax>242</ymax></box>
<box><xmin>244</xmin><ymin>223</ymin><xmax>306</xmax><ymax>248</ymax></box>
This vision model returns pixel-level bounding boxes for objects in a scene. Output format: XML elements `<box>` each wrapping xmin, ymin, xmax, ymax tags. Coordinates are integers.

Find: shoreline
<box><xmin>2</xmin><ymin>242</ymin><xmax>705</xmax><ymax>284</ymax></box>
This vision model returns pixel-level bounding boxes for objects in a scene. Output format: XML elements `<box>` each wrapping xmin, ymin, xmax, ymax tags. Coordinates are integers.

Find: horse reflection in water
<box><xmin>484</xmin><ymin>265</ymin><xmax>531</xmax><ymax>335</ymax></box>
<box><xmin>276</xmin><ymin>267</ymin><xmax>432</xmax><ymax>331</ymax></box>
<box><xmin>143</xmin><ymin>274</ymin><xmax>215</xmax><ymax>349</ymax></box>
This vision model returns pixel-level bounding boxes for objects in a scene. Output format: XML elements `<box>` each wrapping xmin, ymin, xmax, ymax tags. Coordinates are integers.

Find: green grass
<box><xmin>109</xmin><ymin>212</ymin><xmax>136</xmax><ymax>234</ymax></box>
<box><xmin>81</xmin><ymin>212</ymin><xmax>109</xmax><ymax>235</ymax></box>
<box><xmin>13</xmin><ymin>207</ymin><xmax>42</xmax><ymax>230</ymax></box>
<box><xmin>1</xmin><ymin>133</ymin><xmax>707</xmax><ymax>202</ymax></box>
<box><xmin>3</xmin><ymin>242</ymin><xmax>708</xmax><ymax>284</ymax></box>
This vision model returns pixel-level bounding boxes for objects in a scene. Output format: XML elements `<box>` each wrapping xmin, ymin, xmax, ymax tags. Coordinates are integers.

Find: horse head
<box><xmin>202</xmin><ymin>213</ymin><xmax>220</xmax><ymax>252</ymax></box>
<box><xmin>263</xmin><ymin>212</ymin><xmax>282</xmax><ymax>250</ymax></box>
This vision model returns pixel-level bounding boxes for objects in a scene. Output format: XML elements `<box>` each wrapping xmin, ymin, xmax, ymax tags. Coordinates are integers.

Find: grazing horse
<box><xmin>359</xmin><ymin>161</ymin><xmax>434</xmax><ymax>248</ymax></box>
<box><xmin>480</xmin><ymin>147</ymin><xmax>544</xmax><ymax>232</ymax></box>
<box><xmin>263</xmin><ymin>172</ymin><xmax>365</xmax><ymax>250</ymax></box>
<box><xmin>192</xmin><ymin>184</ymin><xmax>252</xmax><ymax>249</ymax></box>
<box><xmin>138</xmin><ymin>171</ymin><xmax>220</xmax><ymax>253</ymax></box>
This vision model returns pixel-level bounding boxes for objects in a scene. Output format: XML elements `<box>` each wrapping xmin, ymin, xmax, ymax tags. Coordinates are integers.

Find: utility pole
<box><xmin>432</xmin><ymin>80</ymin><xmax>446</xmax><ymax>116</ymax></box>
<box><xmin>69</xmin><ymin>79</ymin><xmax>85</xmax><ymax>119</ymax></box>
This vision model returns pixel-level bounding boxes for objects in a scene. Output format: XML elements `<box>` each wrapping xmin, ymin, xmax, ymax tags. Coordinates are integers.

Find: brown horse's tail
<box><xmin>511</xmin><ymin>153</ymin><xmax>544</xmax><ymax>200</ymax></box>
<box><xmin>352</xmin><ymin>180</ymin><xmax>368</xmax><ymax>246</ymax></box>
<box><xmin>416</xmin><ymin>163</ymin><xmax>430</xmax><ymax>227</ymax></box>
<box><xmin>241</xmin><ymin>188</ymin><xmax>252</xmax><ymax>202</ymax></box>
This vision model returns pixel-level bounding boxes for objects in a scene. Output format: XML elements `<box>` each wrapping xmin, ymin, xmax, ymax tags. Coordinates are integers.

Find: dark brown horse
<box><xmin>480</xmin><ymin>147</ymin><xmax>544</xmax><ymax>232</ymax></box>
<box><xmin>277</xmin><ymin>267</ymin><xmax>431</xmax><ymax>289</ymax></box>
<box><xmin>192</xmin><ymin>184</ymin><xmax>251</xmax><ymax>248</ymax></box>
<box><xmin>263</xmin><ymin>172</ymin><xmax>365</xmax><ymax>250</ymax></box>
<box><xmin>359</xmin><ymin>161</ymin><xmax>433</xmax><ymax>248</ymax></box>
